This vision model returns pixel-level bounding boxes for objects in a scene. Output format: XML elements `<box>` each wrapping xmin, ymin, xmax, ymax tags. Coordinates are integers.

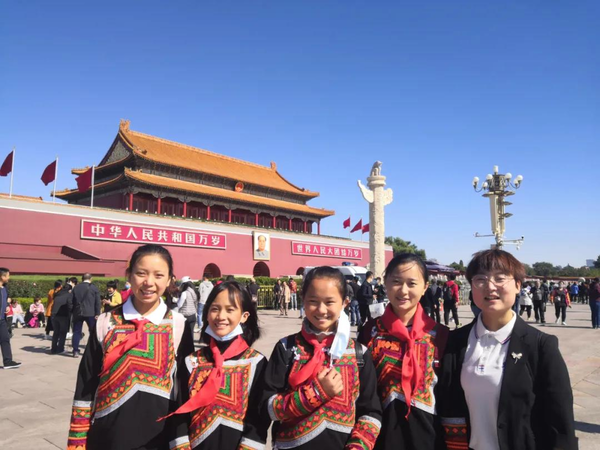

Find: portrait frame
<box><xmin>253</xmin><ymin>231</ymin><xmax>270</xmax><ymax>261</ymax></box>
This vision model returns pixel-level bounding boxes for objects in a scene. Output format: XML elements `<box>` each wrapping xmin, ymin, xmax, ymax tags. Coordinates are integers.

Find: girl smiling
<box><xmin>262</xmin><ymin>266</ymin><xmax>382</xmax><ymax>450</ymax></box>
<box><xmin>358</xmin><ymin>253</ymin><xmax>449</xmax><ymax>450</ymax></box>
<box><xmin>168</xmin><ymin>280</ymin><xmax>269</xmax><ymax>450</ymax></box>
<box><xmin>67</xmin><ymin>244</ymin><xmax>194</xmax><ymax>450</ymax></box>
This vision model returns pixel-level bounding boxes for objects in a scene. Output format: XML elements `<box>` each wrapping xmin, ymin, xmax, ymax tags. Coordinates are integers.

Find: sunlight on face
<box><xmin>385</xmin><ymin>263</ymin><xmax>428</xmax><ymax>320</ymax></box>
<box><xmin>303</xmin><ymin>278</ymin><xmax>344</xmax><ymax>332</ymax></box>
<box><xmin>207</xmin><ymin>290</ymin><xmax>249</xmax><ymax>337</ymax></box>
<box><xmin>128</xmin><ymin>254</ymin><xmax>170</xmax><ymax>310</ymax></box>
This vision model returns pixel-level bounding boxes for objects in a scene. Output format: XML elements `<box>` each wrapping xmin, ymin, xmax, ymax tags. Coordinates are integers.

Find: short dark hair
<box><xmin>365</xmin><ymin>271</ymin><xmax>374</xmax><ymax>279</ymax></box>
<box><xmin>383</xmin><ymin>253</ymin><xmax>428</xmax><ymax>284</ymax></box>
<box><xmin>54</xmin><ymin>280</ymin><xmax>63</xmax><ymax>289</ymax></box>
<box><xmin>448</xmin><ymin>274</ymin><xmax>457</xmax><ymax>281</ymax></box>
<box><xmin>82</xmin><ymin>273</ymin><xmax>92</xmax><ymax>281</ymax></box>
<box><xmin>0</xmin><ymin>268</ymin><xmax>9</xmax><ymax>277</ymax></box>
<box><xmin>126</xmin><ymin>244</ymin><xmax>174</xmax><ymax>278</ymax></box>
<box><xmin>107</xmin><ymin>280</ymin><xmax>118</xmax><ymax>290</ymax></box>
<box><xmin>466</xmin><ymin>249</ymin><xmax>525</xmax><ymax>285</ymax></box>
<box><xmin>69</xmin><ymin>277</ymin><xmax>78</xmax><ymax>285</ymax></box>
<box><xmin>301</xmin><ymin>266</ymin><xmax>346</xmax><ymax>301</ymax></box>
<box><xmin>201</xmin><ymin>281</ymin><xmax>260</xmax><ymax>346</ymax></box>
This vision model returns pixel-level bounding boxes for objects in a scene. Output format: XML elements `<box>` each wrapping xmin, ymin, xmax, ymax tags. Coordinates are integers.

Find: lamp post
<box><xmin>472</xmin><ymin>165</ymin><xmax>524</xmax><ymax>250</ymax></box>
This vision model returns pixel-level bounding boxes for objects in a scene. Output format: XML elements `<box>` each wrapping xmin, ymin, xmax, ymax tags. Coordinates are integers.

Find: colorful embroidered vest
<box><xmin>270</xmin><ymin>334</ymin><xmax>361</xmax><ymax>447</ymax></box>
<box><xmin>94</xmin><ymin>309</ymin><xmax>176</xmax><ymax>418</ymax></box>
<box><xmin>367</xmin><ymin>319</ymin><xmax>441</xmax><ymax>414</ymax></box>
<box><xmin>185</xmin><ymin>347</ymin><xmax>265</xmax><ymax>448</ymax></box>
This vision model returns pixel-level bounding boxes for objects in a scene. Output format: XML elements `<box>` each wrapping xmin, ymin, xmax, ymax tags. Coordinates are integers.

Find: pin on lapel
<box><xmin>511</xmin><ymin>352</ymin><xmax>523</xmax><ymax>364</ymax></box>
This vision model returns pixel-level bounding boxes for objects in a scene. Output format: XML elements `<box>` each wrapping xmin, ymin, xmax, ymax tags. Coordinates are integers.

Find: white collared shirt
<box><xmin>123</xmin><ymin>298</ymin><xmax>167</xmax><ymax>326</ymax></box>
<box><xmin>460</xmin><ymin>311</ymin><xmax>517</xmax><ymax>450</ymax></box>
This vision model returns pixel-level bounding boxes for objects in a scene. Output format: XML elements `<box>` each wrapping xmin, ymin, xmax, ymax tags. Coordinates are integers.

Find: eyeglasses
<box><xmin>471</xmin><ymin>275</ymin><xmax>514</xmax><ymax>289</ymax></box>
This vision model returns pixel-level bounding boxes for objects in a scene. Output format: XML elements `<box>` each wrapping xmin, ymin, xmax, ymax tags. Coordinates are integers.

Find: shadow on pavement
<box><xmin>20</xmin><ymin>345</ymin><xmax>52</xmax><ymax>354</ymax></box>
<box><xmin>575</xmin><ymin>421</ymin><xmax>600</xmax><ymax>433</ymax></box>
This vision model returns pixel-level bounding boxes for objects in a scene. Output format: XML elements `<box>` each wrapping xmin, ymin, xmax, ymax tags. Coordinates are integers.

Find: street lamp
<box><xmin>472</xmin><ymin>165</ymin><xmax>524</xmax><ymax>249</ymax></box>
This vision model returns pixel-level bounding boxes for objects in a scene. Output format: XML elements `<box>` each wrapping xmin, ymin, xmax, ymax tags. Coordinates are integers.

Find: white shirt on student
<box><xmin>123</xmin><ymin>298</ymin><xmax>167</xmax><ymax>326</ymax></box>
<box><xmin>460</xmin><ymin>311</ymin><xmax>517</xmax><ymax>450</ymax></box>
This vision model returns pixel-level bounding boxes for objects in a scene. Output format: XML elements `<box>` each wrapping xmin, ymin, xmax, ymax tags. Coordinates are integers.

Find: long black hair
<box><xmin>201</xmin><ymin>280</ymin><xmax>261</xmax><ymax>346</ymax></box>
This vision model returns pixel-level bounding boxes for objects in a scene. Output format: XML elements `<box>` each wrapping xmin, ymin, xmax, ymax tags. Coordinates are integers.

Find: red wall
<box><xmin>0</xmin><ymin>201</ymin><xmax>393</xmax><ymax>278</ymax></box>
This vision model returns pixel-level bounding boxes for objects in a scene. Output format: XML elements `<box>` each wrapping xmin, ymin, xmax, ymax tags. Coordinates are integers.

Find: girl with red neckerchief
<box><xmin>262</xmin><ymin>266</ymin><xmax>382</xmax><ymax>450</ymax></box>
<box><xmin>168</xmin><ymin>280</ymin><xmax>269</xmax><ymax>450</ymax></box>
<box><xmin>358</xmin><ymin>253</ymin><xmax>449</xmax><ymax>450</ymax></box>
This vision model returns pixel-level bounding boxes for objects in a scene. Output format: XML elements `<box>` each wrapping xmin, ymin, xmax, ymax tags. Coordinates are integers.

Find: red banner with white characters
<box><xmin>81</xmin><ymin>220</ymin><xmax>226</xmax><ymax>249</ymax></box>
<box><xmin>291</xmin><ymin>241</ymin><xmax>363</xmax><ymax>259</ymax></box>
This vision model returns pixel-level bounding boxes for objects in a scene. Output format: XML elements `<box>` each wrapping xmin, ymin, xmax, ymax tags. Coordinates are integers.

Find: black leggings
<box><xmin>519</xmin><ymin>305</ymin><xmax>532</xmax><ymax>319</ymax></box>
<box><xmin>555</xmin><ymin>303</ymin><xmax>567</xmax><ymax>322</ymax></box>
<box><xmin>444</xmin><ymin>302</ymin><xmax>459</xmax><ymax>326</ymax></box>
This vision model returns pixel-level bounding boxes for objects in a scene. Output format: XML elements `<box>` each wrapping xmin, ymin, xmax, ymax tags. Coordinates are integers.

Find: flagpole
<box><xmin>9</xmin><ymin>147</ymin><xmax>15</xmax><ymax>198</ymax></box>
<box><xmin>90</xmin><ymin>166</ymin><xmax>95</xmax><ymax>208</ymax></box>
<box><xmin>52</xmin><ymin>156</ymin><xmax>58</xmax><ymax>203</ymax></box>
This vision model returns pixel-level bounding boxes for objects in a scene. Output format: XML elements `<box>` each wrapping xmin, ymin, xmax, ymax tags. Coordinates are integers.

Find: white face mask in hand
<box><xmin>329</xmin><ymin>310</ymin><xmax>351</xmax><ymax>363</ymax></box>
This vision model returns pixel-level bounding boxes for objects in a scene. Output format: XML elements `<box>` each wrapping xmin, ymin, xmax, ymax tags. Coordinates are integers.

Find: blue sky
<box><xmin>1</xmin><ymin>1</ymin><xmax>598</xmax><ymax>267</ymax></box>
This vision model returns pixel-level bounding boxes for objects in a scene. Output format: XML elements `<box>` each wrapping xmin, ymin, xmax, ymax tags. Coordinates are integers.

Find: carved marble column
<box><xmin>358</xmin><ymin>161</ymin><xmax>393</xmax><ymax>279</ymax></box>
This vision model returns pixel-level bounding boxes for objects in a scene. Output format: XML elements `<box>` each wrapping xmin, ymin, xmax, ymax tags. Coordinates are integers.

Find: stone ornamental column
<box><xmin>358</xmin><ymin>161</ymin><xmax>393</xmax><ymax>279</ymax></box>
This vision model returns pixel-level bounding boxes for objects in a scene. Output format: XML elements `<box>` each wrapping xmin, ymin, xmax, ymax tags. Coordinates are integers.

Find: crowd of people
<box><xmin>2</xmin><ymin>248</ymin><xmax>598</xmax><ymax>449</ymax></box>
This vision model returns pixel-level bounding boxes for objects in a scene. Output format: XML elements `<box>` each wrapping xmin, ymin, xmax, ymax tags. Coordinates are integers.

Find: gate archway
<box><xmin>203</xmin><ymin>263</ymin><xmax>222</xmax><ymax>279</ymax></box>
<box><xmin>253</xmin><ymin>262</ymin><xmax>270</xmax><ymax>277</ymax></box>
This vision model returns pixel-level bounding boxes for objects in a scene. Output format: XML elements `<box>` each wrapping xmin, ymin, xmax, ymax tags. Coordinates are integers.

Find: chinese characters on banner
<box><xmin>81</xmin><ymin>220</ymin><xmax>226</xmax><ymax>249</ymax></box>
<box><xmin>291</xmin><ymin>241</ymin><xmax>362</xmax><ymax>260</ymax></box>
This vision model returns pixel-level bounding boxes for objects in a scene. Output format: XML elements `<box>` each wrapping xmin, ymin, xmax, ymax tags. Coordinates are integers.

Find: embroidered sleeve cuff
<box><xmin>345</xmin><ymin>415</ymin><xmax>382</xmax><ymax>450</ymax></box>
<box><xmin>169</xmin><ymin>436</ymin><xmax>192</xmax><ymax>450</ymax></box>
<box><xmin>311</xmin><ymin>377</ymin><xmax>333</xmax><ymax>403</ymax></box>
<box><xmin>239</xmin><ymin>437</ymin><xmax>266</xmax><ymax>450</ymax></box>
<box><xmin>268</xmin><ymin>378</ymin><xmax>332</xmax><ymax>422</ymax></box>
<box><xmin>67</xmin><ymin>401</ymin><xmax>92</xmax><ymax>450</ymax></box>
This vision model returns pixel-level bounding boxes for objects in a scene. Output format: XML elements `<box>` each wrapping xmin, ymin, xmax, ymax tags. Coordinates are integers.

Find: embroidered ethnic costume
<box><xmin>263</xmin><ymin>332</ymin><xmax>382</xmax><ymax>450</ymax></box>
<box><xmin>68</xmin><ymin>306</ymin><xmax>194</xmax><ymax>450</ymax></box>
<box><xmin>170</xmin><ymin>341</ymin><xmax>269</xmax><ymax>450</ymax></box>
<box><xmin>359</xmin><ymin>307</ymin><xmax>448</xmax><ymax>450</ymax></box>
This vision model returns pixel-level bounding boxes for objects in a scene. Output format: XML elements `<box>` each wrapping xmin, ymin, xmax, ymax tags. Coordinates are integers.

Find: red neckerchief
<box><xmin>380</xmin><ymin>303</ymin><xmax>436</xmax><ymax>417</ymax></box>
<box><xmin>159</xmin><ymin>335</ymin><xmax>249</xmax><ymax>421</ymax></box>
<box><xmin>101</xmin><ymin>318</ymin><xmax>149</xmax><ymax>376</ymax></box>
<box><xmin>288</xmin><ymin>327</ymin><xmax>335</xmax><ymax>389</ymax></box>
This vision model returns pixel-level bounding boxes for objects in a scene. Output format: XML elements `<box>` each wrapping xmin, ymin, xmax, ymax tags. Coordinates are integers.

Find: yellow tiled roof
<box><xmin>56</xmin><ymin>169</ymin><xmax>334</xmax><ymax>218</ymax></box>
<box><xmin>116</xmin><ymin>120</ymin><xmax>319</xmax><ymax>199</ymax></box>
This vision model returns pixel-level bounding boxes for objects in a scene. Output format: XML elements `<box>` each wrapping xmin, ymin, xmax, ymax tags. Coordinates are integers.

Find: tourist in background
<box><xmin>531</xmin><ymin>280</ymin><xmax>546</xmax><ymax>324</ymax></box>
<box><xmin>45</xmin><ymin>280</ymin><xmax>62</xmax><ymax>338</ymax></box>
<box><xmin>590</xmin><ymin>277</ymin><xmax>600</xmax><ymax>329</ymax></box>
<box><xmin>101</xmin><ymin>280</ymin><xmax>122</xmax><ymax>313</ymax></box>
<box><xmin>178</xmin><ymin>276</ymin><xmax>199</xmax><ymax>335</ymax></box>
<box><xmin>348</xmin><ymin>279</ymin><xmax>361</xmax><ymax>326</ymax></box>
<box><xmin>70</xmin><ymin>273</ymin><xmax>101</xmax><ymax>358</ymax></box>
<box><xmin>580</xmin><ymin>280</ymin><xmax>589</xmax><ymax>304</ymax></box>
<box><xmin>280</xmin><ymin>277</ymin><xmax>291</xmax><ymax>316</ymax></box>
<box><xmin>570</xmin><ymin>282</ymin><xmax>579</xmax><ymax>304</ymax></box>
<box><xmin>357</xmin><ymin>271</ymin><xmax>375</xmax><ymax>326</ymax></box>
<box><xmin>273</xmin><ymin>279</ymin><xmax>282</xmax><ymax>311</ymax></box>
<box><xmin>5</xmin><ymin>300</ymin><xmax>13</xmax><ymax>337</ymax></box>
<box><xmin>519</xmin><ymin>285</ymin><xmax>533</xmax><ymax>321</ymax></box>
<box><xmin>443</xmin><ymin>274</ymin><xmax>461</xmax><ymax>329</ymax></box>
<box><xmin>28</xmin><ymin>297</ymin><xmax>45</xmax><ymax>328</ymax></box>
<box><xmin>51</xmin><ymin>279</ymin><xmax>75</xmax><ymax>355</ymax></box>
<box><xmin>199</xmin><ymin>274</ymin><xmax>214</xmax><ymax>328</ymax></box>
<box><xmin>0</xmin><ymin>267</ymin><xmax>20</xmax><ymax>369</ymax></box>
<box><xmin>289</xmin><ymin>277</ymin><xmax>298</xmax><ymax>310</ymax></box>
<box><xmin>436</xmin><ymin>249</ymin><xmax>577</xmax><ymax>450</ymax></box>
<box><xmin>10</xmin><ymin>299</ymin><xmax>25</xmax><ymax>329</ymax></box>
<box><xmin>165</xmin><ymin>275</ymin><xmax>180</xmax><ymax>310</ymax></box>
<box><xmin>551</xmin><ymin>283</ymin><xmax>571</xmax><ymax>326</ymax></box>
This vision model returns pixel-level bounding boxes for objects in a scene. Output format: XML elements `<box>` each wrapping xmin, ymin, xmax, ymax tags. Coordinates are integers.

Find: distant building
<box><xmin>1</xmin><ymin>120</ymin><xmax>392</xmax><ymax>277</ymax></box>
<box><xmin>587</xmin><ymin>259</ymin><xmax>596</xmax><ymax>268</ymax></box>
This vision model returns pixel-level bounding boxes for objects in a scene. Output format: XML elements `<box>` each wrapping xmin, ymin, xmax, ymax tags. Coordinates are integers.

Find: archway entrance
<box><xmin>253</xmin><ymin>262</ymin><xmax>270</xmax><ymax>277</ymax></box>
<box><xmin>203</xmin><ymin>263</ymin><xmax>222</xmax><ymax>279</ymax></box>
<box><xmin>296</xmin><ymin>267</ymin><xmax>305</xmax><ymax>276</ymax></box>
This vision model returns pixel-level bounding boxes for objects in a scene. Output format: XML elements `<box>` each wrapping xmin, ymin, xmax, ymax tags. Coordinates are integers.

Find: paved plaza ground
<box><xmin>1</xmin><ymin>304</ymin><xmax>599</xmax><ymax>449</ymax></box>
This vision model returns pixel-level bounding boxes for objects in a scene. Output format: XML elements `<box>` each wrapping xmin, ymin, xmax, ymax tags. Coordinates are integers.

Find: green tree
<box><xmin>384</xmin><ymin>236</ymin><xmax>427</xmax><ymax>260</ymax></box>
<box><xmin>532</xmin><ymin>262</ymin><xmax>555</xmax><ymax>277</ymax></box>
<box><xmin>594</xmin><ymin>255</ymin><xmax>600</xmax><ymax>269</ymax></box>
<box><xmin>449</xmin><ymin>261</ymin><xmax>466</xmax><ymax>271</ymax></box>
<box><xmin>523</xmin><ymin>263</ymin><xmax>535</xmax><ymax>276</ymax></box>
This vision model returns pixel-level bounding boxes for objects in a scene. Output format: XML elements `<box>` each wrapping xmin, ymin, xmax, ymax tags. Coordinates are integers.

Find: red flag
<box><xmin>41</xmin><ymin>160</ymin><xmax>57</xmax><ymax>185</ymax></box>
<box><xmin>0</xmin><ymin>151</ymin><xmax>13</xmax><ymax>177</ymax></box>
<box><xmin>362</xmin><ymin>223</ymin><xmax>370</xmax><ymax>234</ymax></box>
<box><xmin>343</xmin><ymin>216</ymin><xmax>351</xmax><ymax>229</ymax></box>
<box><xmin>350</xmin><ymin>219</ymin><xmax>362</xmax><ymax>233</ymax></box>
<box><xmin>76</xmin><ymin>167</ymin><xmax>93</xmax><ymax>193</ymax></box>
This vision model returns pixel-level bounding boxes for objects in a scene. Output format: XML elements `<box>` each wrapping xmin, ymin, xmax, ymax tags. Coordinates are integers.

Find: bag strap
<box><xmin>354</xmin><ymin>338</ymin><xmax>365</xmax><ymax>368</ymax></box>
